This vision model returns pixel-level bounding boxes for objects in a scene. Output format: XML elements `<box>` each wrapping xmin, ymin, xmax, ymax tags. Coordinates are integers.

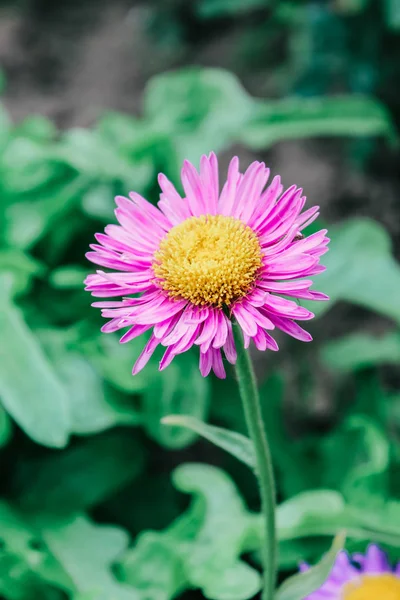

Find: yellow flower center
<box><xmin>342</xmin><ymin>574</ymin><xmax>400</xmax><ymax>600</ymax></box>
<box><xmin>152</xmin><ymin>214</ymin><xmax>262</xmax><ymax>307</ymax></box>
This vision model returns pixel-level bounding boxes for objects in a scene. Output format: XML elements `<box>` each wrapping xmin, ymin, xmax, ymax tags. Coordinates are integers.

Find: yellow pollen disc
<box><xmin>342</xmin><ymin>574</ymin><xmax>400</xmax><ymax>600</ymax></box>
<box><xmin>152</xmin><ymin>214</ymin><xmax>262</xmax><ymax>307</ymax></box>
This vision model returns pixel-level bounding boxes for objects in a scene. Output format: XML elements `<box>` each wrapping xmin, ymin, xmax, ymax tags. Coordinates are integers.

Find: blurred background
<box><xmin>1</xmin><ymin>1</ymin><xmax>400</xmax><ymax>599</ymax></box>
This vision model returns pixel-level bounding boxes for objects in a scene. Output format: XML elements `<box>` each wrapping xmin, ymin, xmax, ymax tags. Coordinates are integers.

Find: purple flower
<box><xmin>302</xmin><ymin>544</ymin><xmax>400</xmax><ymax>599</ymax></box>
<box><xmin>85</xmin><ymin>153</ymin><xmax>329</xmax><ymax>378</ymax></box>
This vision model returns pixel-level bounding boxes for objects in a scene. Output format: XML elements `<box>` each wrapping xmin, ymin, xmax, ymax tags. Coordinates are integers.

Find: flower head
<box><xmin>84</xmin><ymin>153</ymin><xmax>329</xmax><ymax>378</ymax></box>
<box><xmin>302</xmin><ymin>544</ymin><xmax>400</xmax><ymax>599</ymax></box>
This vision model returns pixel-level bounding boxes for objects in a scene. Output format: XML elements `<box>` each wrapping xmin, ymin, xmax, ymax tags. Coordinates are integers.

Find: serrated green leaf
<box><xmin>121</xmin><ymin>463</ymin><xmax>261</xmax><ymax>600</ymax></box>
<box><xmin>37</xmin><ymin>515</ymin><xmax>138</xmax><ymax>599</ymax></box>
<box><xmin>172</xmin><ymin>463</ymin><xmax>262</xmax><ymax>600</ymax></box>
<box><xmin>144</xmin><ymin>68</ymin><xmax>254</xmax><ymax>167</ymax></box>
<box><xmin>0</xmin><ymin>500</ymin><xmax>72</xmax><ymax>599</ymax></box>
<box><xmin>119</xmin><ymin>532</ymin><xmax>186</xmax><ymax>600</ymax></box>
<box><xmin>162</xmin><ymin>415</ymin><xmax>255</xmax><ymax>467</ymax></box>
<box><xmin>275</xmin><ymin>532</ymin><xmax>345</xmax><ymax>600</ymax></box>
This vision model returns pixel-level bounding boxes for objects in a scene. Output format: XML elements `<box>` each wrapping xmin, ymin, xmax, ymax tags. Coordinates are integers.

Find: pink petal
<box><xmin>218</xmin><ymin>157</ymin><xmax>240</xmax><ymax>215</ymax></box>
<box><xmin>132</xmin><ymin>334</ymin><xmax>160</xmax><ymax>374</ymax></box>
<box><xmin>181</xmin><ymin>159</ymin><xmax>206</xmax><ymax>216</ymax></box>
<box><xmin>199</xmin><ymin>152</ymin><xmax>219</xmax><ymax>215</ymax></box>
<box><xmin>211</xmin><ymin>348</ymin><xmax>226</xmax><ymax>379</ymax></box>
<box><xmin>232</xmin><ymin>303</ymin><xmax>258</xmax><ymax>337</ymax></box>
<box><xmin>249</xmin><ymin>175</ymin><xmax>283</xmax><ymax>230</ymax></box>
<box><xmin>195</xmin><ymin>310</ymin><xmax>218</xmax><ymax>352</ymax></box>
<box><xmin>199</xmin><ymin>349</ymin><xmax>213</xmax><ymax>377</ymax></box>
<box><xmin>120</xmin><ymin>324</ymin><xmax>153</xmax><ymax>343</ymax></box>
<box><xmin>212</xmin><ymin>311</ymin><xmax>229</xmax><ymax>349</ymax></box>
<box><xmin>266</xmin><ymin>314</ymin><xmax>312</xmax><ymax>342</ymax></box>
<box><xmin>223</xmin><ymin>321</ymin><xmax>237</xmax><ymax>364</ymax></box>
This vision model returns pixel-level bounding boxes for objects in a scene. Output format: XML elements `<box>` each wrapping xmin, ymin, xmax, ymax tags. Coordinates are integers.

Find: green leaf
<box><xmin>162</xmin><ymin>415</ymin><xmax>255</xmax><ymax>467</ymax></box>
<box><xmin>96</xmin><ymin>111</ymin><xmax>163</xmax><ymax>156</ymax></box>
<box><xmin>1</xmin><ymin>137</ymin><xmax>60</xmax><ymax>193</ymax></box>
<box><xmin>5</xmin><ymin>176</ymin><xmax>88</xmax><ymax>250</ymax></box>
<box><xmin>0</xmin><ymin>295</ymin><xmax>70</xmax><ymax>448</ymax></box>
<box><xmin>56</xmin><ymin>128</ymin><xmax>153</xmax><ymax>192</ymax></box>
<box><xmin>49</xmin><ymin>266</ymin><xmax>89</xmax><ymax>289</ymax></box>
<box><xmin>121</xmin><ymin>463</ymin><xmax>261</xmax><ymax>600</ymax></box>
<box><xmin>247</xmin><ymin>488</ymin><xmax>400</xmax><ymax>548</ymax></box>
<box><xmin>81</xmin><ymin>184</ymin><xmax>116</xmax><ymax>221</ymax></box>
<box><xmin>38</xmin><ymin>328</ymin><xmax>140</xmax><ymax>434</ymax></box>
<box><xmin>275</xmin><ymin>532</ymin><xmax>346</xmax><ymax>600</ymax></box>
<box><xmin>37</xmin><ymin>515</ymin><xmax>138</xmax><ymax>599</ymax></box>
<box><xmin>321</xmin><ymin>331</ymin><xmax>400</xmax><ymax>372</ymax></box>
<box><xmin>348</xmin><ymin>498</ymin><xmax>400</xmax><ymax>538</ymax></box>
<box><xmin>241</xmin><ymin>96</ymin><xmax>397</xmax><ymax>150</ymax></box>
<box><xmin>0</xmin><ymin>249</ymin><xmax>44</xmax><ymax>297</ymax></box>
<box><xmin>119</xmin><ymin>532</ymin><xmax>186</xmax><ymax>600</ymax></box>
<box><xmin>171</xmin><ymin>463</ymin><xmax>261</xmax><ymax>600</ymax></box>
<box><xmin>83</xmin><ymin>333</ymin><xmax>150</xmax><ymax>395</ymax></box>
<box><xmin>57</xmin><ymin>352</ymin><xmax>139</xmax><ymax>434</ymax></box>
<box><xmin>144</xmin><ymin>68</ymin><xmax>254</xmax><ymax>167</ymax></box>
<box><xmin>0</xmin><ymin>403</ymin><xmax>12</xmax><ymax>448</ymax></box>
<box><xmin>0</xmin><ymin>500</ymin><xmax>72</xmax><ymax>599</ymax></box>
<box><xmin>385</xmin><ymin>0</ymin><xmax>400</xmax><ymax>29</ymax></box>
<box><xmin>13</xmin><ymin>115</ymin><xmax>57</xmax><ymax>142</ymax></box>
<box><xmin>142</xmin><ymin>352</ymin><xmax>210</xmax><ymax>449</ymax></box>
<box><xmin>308</xmin><ymin>218</ymin><xmax>400</xmax><ymax>325</ymax></box>
<box><xmin>276</xmin><ymin>491</ymin><xmax>346</xmax><ymax>541</ymax></box>
<box><xmin>17</xmin><ymin>430</ymin><xmax>146</xmax><ymax>513</ymax></box>
<box><xmin>340</xmin><ymin>416</ymin><xmax>390</xmax><ymax>498</ymax></box>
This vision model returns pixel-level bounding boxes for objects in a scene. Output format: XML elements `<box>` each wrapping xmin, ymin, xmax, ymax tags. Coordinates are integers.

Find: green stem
<box><xmin>232</xmin><ymin>324</ymin><xmax>276</xmax><ymax>600</ymax></box>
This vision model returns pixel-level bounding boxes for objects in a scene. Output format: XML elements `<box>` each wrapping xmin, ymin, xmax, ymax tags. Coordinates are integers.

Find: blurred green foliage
<box><xmin>0</xmin><ymin>0</ymin><xmax>400</xmax><ymax>598</ymax></box>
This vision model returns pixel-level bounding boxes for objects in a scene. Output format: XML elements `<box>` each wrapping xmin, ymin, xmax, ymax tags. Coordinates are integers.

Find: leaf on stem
<box><xmin>162</xmin><ymin>415</ymin><xmax>255</xmax><ymax>467</ymax></box>
<box><xmin>274</xmin><ymin>531</ymin><xmax>346</xmax><ymax>600</ymax></box>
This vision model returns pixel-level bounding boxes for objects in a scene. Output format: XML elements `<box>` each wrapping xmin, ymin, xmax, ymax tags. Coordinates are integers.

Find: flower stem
<box><xmin>232</xmin><ymin>324</ymin><xmax>276</xmax><ymax>600</ymax></box>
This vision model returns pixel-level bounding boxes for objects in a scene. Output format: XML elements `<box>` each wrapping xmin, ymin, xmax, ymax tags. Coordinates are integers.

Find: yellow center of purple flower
<box><xmin>342</xmin><ymin>574</ymin><xmax>400</xmax><ymax>600</ymax></box>
<box><xmin>153</xmin><ymin>214</ymin><xmax>262</xmax><ymax>307</ymax></box>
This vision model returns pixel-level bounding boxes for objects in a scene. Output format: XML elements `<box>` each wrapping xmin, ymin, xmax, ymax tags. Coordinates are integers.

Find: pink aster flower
<box><xmin>302</xmin><ymin>544</ymin><xmax>400</xmax><ymax>599</ymax></box>
<box><xmin>84</xmin><ymin>153</ymin><xmax>329</xmax><ymax>379</ymax></box>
